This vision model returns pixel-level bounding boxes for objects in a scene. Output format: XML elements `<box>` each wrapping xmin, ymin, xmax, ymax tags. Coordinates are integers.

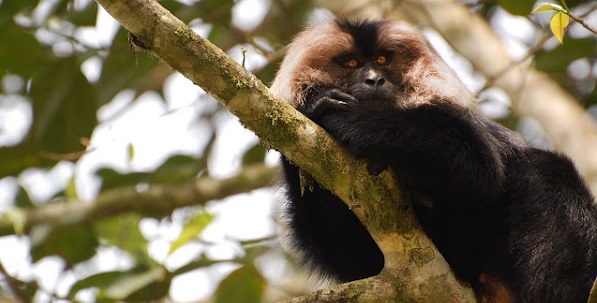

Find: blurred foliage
<box><xmin>0</xmin><ymin>0</ymin><xmax>595</xmax><ymax>302</ymax></box>
<box><xmin>499</xmin><ymin>0</ymin><xmax>536</xmax><ymax>16</ymax></box>
<box><xmin>474</xmin><ymin>0</ymin><xmax>597</xmax><ymax>106</ymax></box>
<box><xmin>96</xmin><ymin>155</ymin><xmax>206</xmax><ymax>190</ymax></box>
<box><xmin>214</xmin><ymin>264</ymin><xmax>266</xmax><ymax>303</ymax></box>
<box><xmin>0</xmin><ymin>0</ymin><xmax>290</xmax><ymax>301</ymax></box>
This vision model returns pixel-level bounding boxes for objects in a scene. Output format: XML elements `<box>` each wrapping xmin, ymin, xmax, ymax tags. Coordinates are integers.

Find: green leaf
<box><xmin>207</xmin><ymin>24</ymin><xmax>240</xmax><ymax>50</ymax></box>
<box><xmin>0</xmin><ymin>140</ymin><xmax>52</xmax><ymax>178</ymax></box>
<box><xmin>169</xmin><ymin>211</ymin><xmax>213</xmax><ymax>255</ymax></box>
<box><xmin>103</xmin><ymin>266</ymin><xmax>170</xmax><ymax>302</ymax></box>
<box><xmin>47</xmin><ymin>0</ymin><xmax>70</xmax><ymax>19</ymax></box>
<box><xmin>499</xmin><ymin>0</ymin><xmax>536</xmax><ymax>16</ymax></box>
<box><xmin>29</xmin><ymin>56</ymin><xmax>98</xmax><ymax>154</ymax></box>
<box><xmin>95</xmin><ymin>154</ymin><xmax>204</xmax><ymax>191</ymax></box>
<box><xmin>64</xmin><ymin>176</ymin><xmax>78</xmax><ymax>200</ymax></box>
<box><xmin>255</xmin><ymin>61</ymin><xmax>279</xmax><ymax>88</ymax></box>
<box><xmin>96</xmin><ymin>29</ymin><xmax>161</xmax><ymax>106</ymax></box>
<box><xmin>0</xmin><ymin>24</ymin><xmax>48</xmax><ymax>76</ymax></box>
<box><xmin>214</xmin><ymin>265</ymin><xmax>265</xmax><ymax>303</ymax></box>
<box><xmin>31</xmin><ymin>225</ymin><xmax>98</xmax><ymax>267</ymax></box>
<box><xmin>94</xmin><ymin>215</ymin><xmax>149</xmax><ymax>264</ymax></box>
<box><xmin>532</xmin><ymin>3</ymin><xmax>564</xmax><ymax>13</ymax></box>
<box><xmin>15</xmin><ymin>186</ymin><xmax>34</xmax><ymax>208</ymax></box>
<box><xmin>0</xmin><ymin>0</ymin><xmax>39</xmax><ymax>20</ymax></box>
<box><xmin>242</xmin><ymin>144</ymin><xmax>267</xmax><ymax>165</ymax></box>
<box><xmin>127</xmin><ymin>142</ymin><xmax>135</xmax><ymax>164</ymax></box>
<box><xmin>65</xmin><ymin>1</ymin><xmax>98</xmax><ymax>26</ymax></box>
<box><xmin>550</xmin><ymin>11</ymin><xmax>570</xmax><ymax>44</ymax></box>
<box><xmin>161</xmin><ymin>1</ymin><xmax>202</xmax><ymax>23</ymax></box>
<box><xmin>68</xmin><ymin>271</ymin><xmax>130</xmax><ymax>299</ymax></box>
<box><xmin>95</xmin><ymin>168</ymin><xmax>149</xmax><ymax>191</ymax></box>
<box><xmin>197</xmin><ymin>0</ymin><xmax>234</xmax><ymax>25</ymax></box>
<box><xmin>68</xmin><ymin>266</ymin><xmax>171</xmax><ymax>302</ymax></box>
<box><xmin>3</xmin><ymin>208</ymin><xmax>27</xmax><ymax>235</ymax></box>
<box><xmin>535</xmin><ymin>38</ymin><xmax>596</xmax><ymax>73</ymax></box>
<box><xmin>123</xmin><ymin>276</ymin><xmax>171</xmax><ymax>302</ymax></box>
<box><xmin>152</xmin><ymin>154</ymin><xmax>204</xmax><ymax>183</ymax></box>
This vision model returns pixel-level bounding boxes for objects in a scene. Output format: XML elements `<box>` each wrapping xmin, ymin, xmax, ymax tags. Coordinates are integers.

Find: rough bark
<box><xmin>90</xmin><ymin>0</ymin><xmax>476</xmax><ymax>301</ymax></box>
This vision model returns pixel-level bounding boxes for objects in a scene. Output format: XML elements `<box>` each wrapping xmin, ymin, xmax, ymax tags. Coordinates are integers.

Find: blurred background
<box><xmin>0</xmin><ymin>0</ymin><xmax>595</xmax><ymax>302</ymax></box>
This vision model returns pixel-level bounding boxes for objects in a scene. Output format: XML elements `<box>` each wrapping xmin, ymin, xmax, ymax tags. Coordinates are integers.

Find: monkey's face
<box><xmin>294</xmin><ymin>22</ymin><xmax>418</xmax><ymax>107</ymax></box>
<box><xmin>270</xmin><ymin>20</ymin><xmax>474</xmax><ymax>109</ymax></box>
<box><xmin>333</xmin><ymin>50</ymin><xmax>399</xmax><ymax>105</ymax></box>
<box><xmin>271</xmin><ymin>21</ymin><xmax>426</xmax><ymax>108</ymax></box>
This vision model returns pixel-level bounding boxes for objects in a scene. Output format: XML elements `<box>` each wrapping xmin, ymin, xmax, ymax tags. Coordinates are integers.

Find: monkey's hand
<box><xmin>298</xmin><ymin>88</ymin><xmax>358</xmax><ymax>121</ymax></box>
<box><xmin>299</xmin><ymin>88</ymin><xmax>390</xmax><ymax>175</ymax></box>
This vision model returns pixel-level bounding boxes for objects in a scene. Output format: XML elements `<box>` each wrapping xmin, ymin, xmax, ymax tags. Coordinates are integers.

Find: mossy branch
<box><xmin>86</xmin><ymin>0</ymin><xmax>475</xmax><ymax>301</ymax></box>
<box><xmin>0</xmin><ymin>164</ymin><xmax>277</xmax><ymax>236</ymax></box>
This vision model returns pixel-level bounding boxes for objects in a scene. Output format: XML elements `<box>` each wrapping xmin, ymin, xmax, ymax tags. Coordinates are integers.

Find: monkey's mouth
<box><xmin>348</xmin><ymin>85</ymin><xmax>396</xmax><ymax>104</ymax></box>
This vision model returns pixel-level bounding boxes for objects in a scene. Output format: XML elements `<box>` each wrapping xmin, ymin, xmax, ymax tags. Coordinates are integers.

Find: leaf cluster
<box><xmin>0</xmin><ymin>0</ymin><xmax>288</xmax><ymax>301</ymax></box>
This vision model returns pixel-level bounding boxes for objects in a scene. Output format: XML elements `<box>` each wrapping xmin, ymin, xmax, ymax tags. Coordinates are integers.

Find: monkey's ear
<box><xmin>298</xmin><ymin>168</ymin><xmax>316</xmax><ymax>196</ymax></box>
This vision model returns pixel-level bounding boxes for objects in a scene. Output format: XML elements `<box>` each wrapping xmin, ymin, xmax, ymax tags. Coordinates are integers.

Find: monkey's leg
<box><xmin>280</xmin><ymin>157</ymin><xmax>384</xmax><ymax>282</ymax></box>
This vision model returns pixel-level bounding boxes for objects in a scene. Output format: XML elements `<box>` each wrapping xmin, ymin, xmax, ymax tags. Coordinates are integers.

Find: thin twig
<box><xmin>475</xmin><ymin>32</ymin><xmax>551</xmax><ymax>98</ymax></box>
<box><xmin>0</xmin><ymin>164</ymin><xmax>277</xmax><ymax>236</ymax></box>
<box><xmin>0</xmin><ymin>261</ymin><xmax>30</xmax><ymax>303</ymax></box>
<box><xmin>568</xmin><ymin>11</ymin><xmax>597</xmax><ymax>35</ymax></box>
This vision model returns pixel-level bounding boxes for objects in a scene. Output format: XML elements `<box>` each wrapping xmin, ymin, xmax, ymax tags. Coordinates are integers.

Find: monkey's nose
<box><xmin>365</xmin><ymin>69</ymin><xmax>385</xmax><ymax>87</ymax></box>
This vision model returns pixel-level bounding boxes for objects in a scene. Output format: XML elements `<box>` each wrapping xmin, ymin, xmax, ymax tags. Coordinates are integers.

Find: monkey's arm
<box><xmin>302</xmin><ymin>93</ymin><xmax>507</xmax><ymax>203</ymax></box>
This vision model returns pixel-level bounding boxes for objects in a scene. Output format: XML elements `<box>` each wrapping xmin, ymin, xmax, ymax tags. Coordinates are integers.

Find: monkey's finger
<box><xmin>325</xmin><ymin>89</ymin><xmax>359</xmax><ymax>104</ymax></box>
<box><xmin>320</xmin><ymin>97</ymin><xmax>351</xmax><ymax>111</ymax></box>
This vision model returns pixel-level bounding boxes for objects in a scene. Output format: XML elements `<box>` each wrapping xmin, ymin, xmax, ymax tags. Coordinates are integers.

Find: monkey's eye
<box><xmin>344</xmin><ymin>58</ymin><xmax>360</xmax><ymax>68</ymax></box>
<box><xmin>375</xmin><ymin>55</ymin><xmax>389</xmax><ymax>65</ymax></box>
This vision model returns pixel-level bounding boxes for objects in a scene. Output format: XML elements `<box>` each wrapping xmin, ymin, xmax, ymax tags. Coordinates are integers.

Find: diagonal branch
<box><xmin>93</xmin><ymin>0</ymin><xmax>392</xmax><ymax>239</ymax></box>
<box><xmin>568</xmin><ymin>11</ymin><xmax>597</xmax><ymax>35</ymax></box>
<box><xmin>90</xmin><ymin>0</ymin><xmax>475</xmax><ymax>301</ymax></box>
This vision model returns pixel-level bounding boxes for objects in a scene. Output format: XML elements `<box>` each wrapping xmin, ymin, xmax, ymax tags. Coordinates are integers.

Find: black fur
<box><xmin>282</xmin><ymin>159</ymin><xmax>384</xmax><ymax>282</ymax></box>
<box><xmin>281</xmin><ymin>20</ymin><xmax>597</xmax><ymax>302</ymax></box>
<box><xmin>336</xmin><ymin>20</ymin><xmax>382</xmax><ymax>56</ymax></box>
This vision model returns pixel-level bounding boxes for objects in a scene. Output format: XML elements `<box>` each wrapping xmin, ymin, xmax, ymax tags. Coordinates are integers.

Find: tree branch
<box><xmin>568</xmin><ymin>11</ymin><xmax>597</xmax><ymax>35</ymax></box>
<box><xmin>0</xmin><ymin>164</ymin><xmax>277</xmax><ymax>236</ymax></box>
<box><xmin>0</xmin><ymin>260</ymin><xmax>31</xmax><ymax>303</ymax></box>
<box><xmin>90</xmin><ymin>0</ymin><xmax>475</xmax><ymax>301</ymax></box>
